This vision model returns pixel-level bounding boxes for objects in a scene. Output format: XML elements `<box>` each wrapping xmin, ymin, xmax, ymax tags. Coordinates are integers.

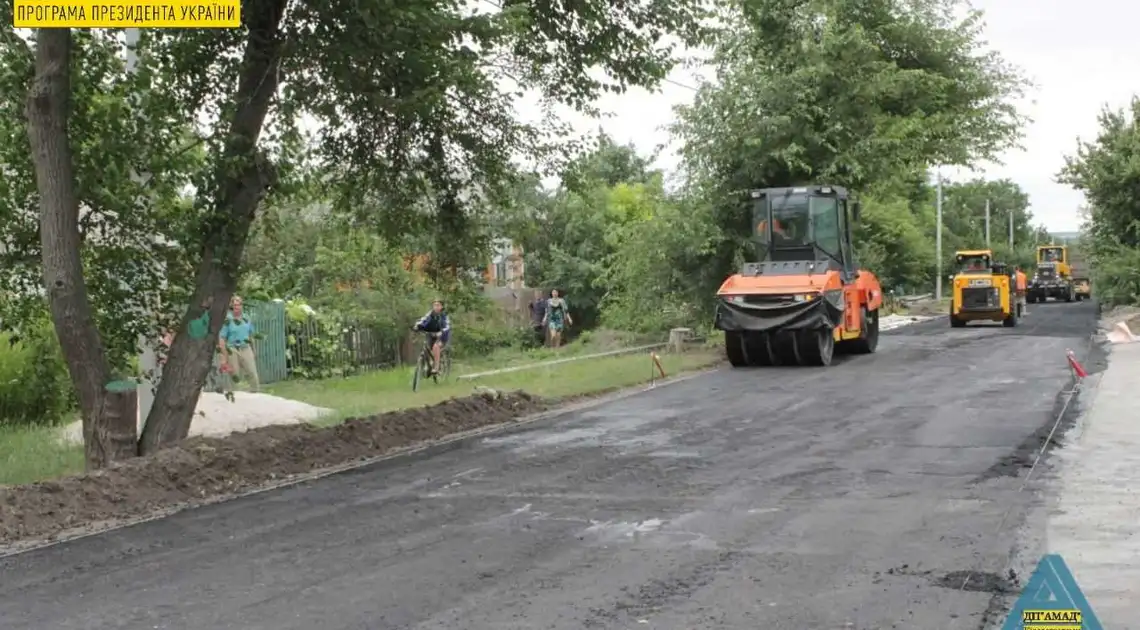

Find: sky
<box><xmin>524</xmin><ymin>0</ymin><xmax>1139</xmax><ymax>233</ymax></box>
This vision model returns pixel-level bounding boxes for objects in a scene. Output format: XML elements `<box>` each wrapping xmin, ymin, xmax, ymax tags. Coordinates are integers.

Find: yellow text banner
<box><xmin>13</xmin><ymin>0</ymin><xmax>241</xmax><ymax>28</ymax></box>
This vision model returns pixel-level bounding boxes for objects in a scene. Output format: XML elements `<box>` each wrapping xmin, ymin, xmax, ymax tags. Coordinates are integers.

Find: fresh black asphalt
<box><xmin>0</xmin><ymin>300</ymin><xmax>1100</xmax><ymax>629</ymax></box>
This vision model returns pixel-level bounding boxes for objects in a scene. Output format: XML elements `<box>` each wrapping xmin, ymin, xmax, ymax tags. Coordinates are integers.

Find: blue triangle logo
<box><xmin>1001</xmin><ymin>554</ymin><xmax>1102</xmax><ymax>629</ymax></box>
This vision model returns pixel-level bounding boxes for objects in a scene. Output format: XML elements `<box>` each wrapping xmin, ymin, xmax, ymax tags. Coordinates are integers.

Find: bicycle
<box><xmin>412</xmin><ymin>332</ymin><xmax>452</xmax><ymax>392</ymax></box>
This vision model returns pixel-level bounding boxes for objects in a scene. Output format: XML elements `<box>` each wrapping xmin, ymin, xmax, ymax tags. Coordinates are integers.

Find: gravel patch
<box><xmin>881</xmin><ymin>313</ymin><xmax>936</xmax><ymax>331</ymax></box>
<box><xmin>59</xmin><ymin>392</ymin><xmax>333</xmax><ymax>445</ymax></box>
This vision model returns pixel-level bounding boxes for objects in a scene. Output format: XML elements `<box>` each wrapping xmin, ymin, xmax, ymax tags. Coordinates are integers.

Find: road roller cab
<box><xmin>715</xmin><ymin>185</ymin><xmax>884</xmax><ymax>367</ymax></box>
<box><xmin>948</xmin><ymin>250</ymin><xmax>1017</xmax><ymax>328</ymax></box>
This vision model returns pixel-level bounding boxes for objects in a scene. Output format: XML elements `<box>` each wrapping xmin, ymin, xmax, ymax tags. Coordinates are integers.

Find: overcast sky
<box><xmin>526</xmin><ymin>0</ymin><xmax>1135</xmax><ymax>233</ymax></box>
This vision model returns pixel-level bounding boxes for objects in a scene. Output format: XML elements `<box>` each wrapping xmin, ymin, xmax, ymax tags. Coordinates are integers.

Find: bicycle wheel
<box><xmin>437</xmin><ymin>350</ymin><xmax>452</xmax><ymax>382</ymax></box>
<box><xmin>412</xmin><ymin>352</ymin><xmax>427</xmax><ymax>392</ymax></box>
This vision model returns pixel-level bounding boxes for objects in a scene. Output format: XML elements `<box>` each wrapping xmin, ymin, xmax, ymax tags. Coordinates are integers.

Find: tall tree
<box><xmin>515</xmin><ymin>134</ymin><xmax>662</xmax><ymax>327</ymax></box>
<box><xmin>672</xmin><ymin>0</ymin><xmax>1030</xmax><ymax>296</ymax></box>
<box><xmin>20</xmin><ymin>0</ymin><xmax>710</xmax><ymax>463</ymax></box>
<box><xmin>1059</xmin><ymin>98</ymin><xmax>1140</xmax><ymax>250</ymax></box>
<box><xmin>1058</xmin><ymin>97</ymin><xmax>1140</xmax><ymax>305</ymax></box>
<box><xmin>1</xmin><ymin>29</ymin><xmax>202</xmax><ymax>371</ymax></box>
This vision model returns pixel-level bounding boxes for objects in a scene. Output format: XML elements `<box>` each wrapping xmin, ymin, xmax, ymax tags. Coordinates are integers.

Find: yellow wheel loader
<box><xmin>1028</xmin><ymin>243</ymin><xmax>1092</xmax><ymax>302</ymax></box>
<box><xmin>949</xmin><ymin>250</ymin><xmax>1017</xmax><ymax>328</ymax></box>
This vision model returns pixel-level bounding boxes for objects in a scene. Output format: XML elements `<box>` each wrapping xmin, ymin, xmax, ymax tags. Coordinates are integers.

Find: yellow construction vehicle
<box><xmin>1029</xmin><ymin>243</ymin><xmax>1090</xmax><ymax>302</ymax></box>
<box><xmin>949</xmin><ymin>249</ymin><xmax>1017</xmax><ymax>328</ymax></box>
<box><xmin>1029</xmin><ymin>245</ymin><xmax>1072</xmax><ymax>302</ymax></box>
<box><xmin>1065</xmin><ymin>242</ymin><xmax>1092</xmax><ymax>300</ymax></box>
<box><xmin>1074</xmin><ymin>277</ymin><xmax>1091</xmax><ymax>300</ymax></box>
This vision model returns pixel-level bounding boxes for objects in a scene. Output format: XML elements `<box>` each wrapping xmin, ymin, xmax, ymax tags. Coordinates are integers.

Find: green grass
<box><xmin>470</xmin><ymin>330</ymin><xmax>660</xmax><ymax>369</ymax></box>
<box><xmin>0</xmin><ymin>424</ymin><xmax>84</xmax><ymax>486</ymax></box>
<box><xmin>0</xmin><ymin>341</ymin><xmax>724</xmax><ymax>485</ymax></box>
<box><xmin>267</xmin><ymin>347</ymin><xmax>723</xmax><ymax>425</ymax></box>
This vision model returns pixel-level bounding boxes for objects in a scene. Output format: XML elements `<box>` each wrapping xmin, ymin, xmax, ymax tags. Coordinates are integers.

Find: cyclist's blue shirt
<box><xmin>415</xmin><ymin>311</ymin><xmax>450</xmax><ymax>333</ymax></box>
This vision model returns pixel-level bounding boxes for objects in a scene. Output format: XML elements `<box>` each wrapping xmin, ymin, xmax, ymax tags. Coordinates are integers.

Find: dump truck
<box><xmin>714</xmin><ymin>185</ymin><xmax>883</xmax><ymax>367</ymax></box>
<box><xmin>1069</xmin><ymin>244</ymin><xmax>1091</xmax><ymax>299</ymax></box>
<box><xmin>948</xmin><ymin>249</ymin><xmax>1017</xmax><ymax>328</ymax></box>
<box><xmin>1028</xmin><ymin>244</ymin><xmax>1080</xmax><ymax>303</ymax></box>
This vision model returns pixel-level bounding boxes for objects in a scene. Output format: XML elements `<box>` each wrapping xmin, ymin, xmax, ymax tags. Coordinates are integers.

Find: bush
<box><xmin>439</xmin><ymin>290</ymin><xmax>536</xmax><ymax>358</ymax></box>
<box><xmin>0</xmin><ymin>320</ymin><xmax>74</xmax><ymax>427</ymax></box>
<box><xmin>449</xmin><ymin>324</ymin><xmax>521</xmax><ymax>359</ymax></box>
<box><xmin>1089</xmin><ymin>242</ymin><xmax>1140</xmax><ymax>307</ymax></box>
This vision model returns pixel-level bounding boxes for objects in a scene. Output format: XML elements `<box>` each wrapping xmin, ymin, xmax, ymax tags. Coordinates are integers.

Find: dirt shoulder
<box><xmin>900</xmin><ymin>297</ymin><xmax>949</xmax><ymax>317</ymax></box>
<box><xmin>0</xmin><ymin>391</ymin><xmax>547</xmax><ymax>551</ymax></box>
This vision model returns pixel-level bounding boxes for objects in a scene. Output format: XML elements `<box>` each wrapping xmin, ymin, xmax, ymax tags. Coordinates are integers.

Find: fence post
<box><xmin>668</xmin><ymin>327</ymin><xmax>692</xmax><ymax>353</ymax></box>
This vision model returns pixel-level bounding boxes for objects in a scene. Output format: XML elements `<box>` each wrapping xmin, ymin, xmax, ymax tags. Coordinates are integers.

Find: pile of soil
<box><xmin>0</xmin><ymin>390</ymin><xmax>547</xmax><ymax>548</ymax></box>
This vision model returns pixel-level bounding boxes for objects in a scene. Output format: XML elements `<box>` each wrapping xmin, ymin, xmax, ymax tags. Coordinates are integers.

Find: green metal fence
<box><xmin>243</xmin><ymin>300</ymin><xmax>400</xmax><ymax>384</ymax></box>
<box><xmin>246</xmin><ymin>300</ymin><xmax>288</xmax><ymax>384</ymax></box>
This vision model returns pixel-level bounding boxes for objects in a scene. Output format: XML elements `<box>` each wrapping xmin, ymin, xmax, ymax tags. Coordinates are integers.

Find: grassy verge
<box><xmin>0</xmin><ymin>343</ymin><xmax>724</xmax><ymax>485</ymax></box>
<box><xmin>468</xmin><ymin>329</ymin><xmax>661</xmax><ymax>370</ymax></box>
<box><xmin>0</xmin><ymin>424</ymin><xmax>84</xmax><ymax>486</ymax></box>
<box><xmin>267</xmin><ymin>346</ymin><xmax>724</xmax><ymax>425</ymax></box>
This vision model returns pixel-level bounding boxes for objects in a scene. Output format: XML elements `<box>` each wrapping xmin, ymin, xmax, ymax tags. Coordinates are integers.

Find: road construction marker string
<box><xmin>952</xmin><ymin>332</ymin><xmax>1097</xmax><ymax>618</ymax></box>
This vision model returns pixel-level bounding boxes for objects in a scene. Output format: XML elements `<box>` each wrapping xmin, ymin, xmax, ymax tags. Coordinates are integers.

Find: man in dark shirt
<box><xmin>528</xmin><ymin>289</ymin><xmax>548</xmax><ymax>346</ymax></box>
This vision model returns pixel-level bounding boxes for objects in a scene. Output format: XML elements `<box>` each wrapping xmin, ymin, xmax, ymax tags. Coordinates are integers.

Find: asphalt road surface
<box><xmin>1</xmin><ymin>300</ymin><xmax>1101</xmax><ymax>630</ymax></box>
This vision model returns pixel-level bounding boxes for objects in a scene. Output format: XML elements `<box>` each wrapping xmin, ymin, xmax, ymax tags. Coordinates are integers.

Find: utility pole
<box><xmin>125</xmin><ymin>28</ymin><xmax>159</xmax><ymax>430</ymax></box>
<box><xmin>984</xmin><ymin>199</ymin><xmax>991</xmax><ymax>248</ymax></box>
<box><xmin>935</xmin><ymin>170</ymin><xmax>943</xmax><ymax>300</ymax></box>
<box><xmin>1008</xmin><ymin>210</ymin><xmax>1014</xmax><ymax>249</ymax></box>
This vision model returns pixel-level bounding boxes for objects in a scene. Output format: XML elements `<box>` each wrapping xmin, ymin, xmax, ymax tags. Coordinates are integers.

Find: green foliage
<box><xmin>1059</xmin><ymin>98</ymin><xmax>1140</xmax><ymax>306</ymax></box>
<box><xmin>241</xmin><ymin>206</ymin><xmax>541</xmax><ymax>371</ymax></box>
<box><xmin>449</xmin><ymin>311</ymin><xmax>533</xmax><ymax>359</ymax></box>
<box><xmin>505</xmin><ymin>20</ymin><xmax>1042</xmax><ymax>331</ymax></box>
<box><xmin>853</xmin><ymin>194</ymin><xmax>934</xmax><ymax>290</ymax></box>
<box><xmin>284</xmin><ymin>298</ymin><xmax>316</xmax><ymax>323</ymax></box>
<box><xmin>0</xmin><ymin>30</ymin><xmax>203</xmax><ymax>369</ymax></box>
<box><xmin>676</xmin><ymin>0</ymin><xmax>1028</xmax><ymax>191</ymax></box>
<box><xmin>516</xmin><ymin>134</ymin><xmax>667</xmax><ymax>329</ymax></box>
<box><xmin>286</xmin><ymin>308</ymin><xmax>352</xmax><ymax>380</ymax></box>
<box><xmin>1</xmin><ymin>0</ymin><xmax>711</xmax><ymax>455</ymax></box>
<box><xmin>0</xmin><ymin>317</ymin><xmax>74</xmax><ymax>427</ymax></box>
<box><xmin>1084</xmin><ymin>235</ymin><xmax>1140</xmax><ymax>306</ymax></box>
<box><xmin>669</xmin><ymin>0</ymin><xmax>1033</xmax><ymax>295</ymax></box>
<box><xmin>601</xmin><ymin>191</ymin><xmax>719</xmax><ymax>332</ymax></box>
<box><xmin>242</xmin><ymin>214</ymin><xmax>419</xmax><ymax>378</ymax></box>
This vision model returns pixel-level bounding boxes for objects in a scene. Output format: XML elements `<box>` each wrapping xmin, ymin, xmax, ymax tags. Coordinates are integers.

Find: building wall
<box><xmin>486</xmin><ymin>239</ymin><xmax>525</xmax><ymax>289</ymax></box>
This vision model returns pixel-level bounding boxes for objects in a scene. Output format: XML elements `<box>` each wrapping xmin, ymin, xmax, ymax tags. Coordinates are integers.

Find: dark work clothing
<box><xmin>529</xmin><ymin>299</ymin><xmax>547</xmax><ymax>326</ymax></box>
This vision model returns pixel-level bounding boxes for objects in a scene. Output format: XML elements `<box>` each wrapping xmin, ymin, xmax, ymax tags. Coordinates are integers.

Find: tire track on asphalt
<box><xmin>0</xmin><ymin>303</ymin><xmax>1102</xmax><ymax>630</ymax></box>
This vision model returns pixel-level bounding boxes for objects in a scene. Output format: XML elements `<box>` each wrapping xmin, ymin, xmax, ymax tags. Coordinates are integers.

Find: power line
<box><xmin>662</xmin><ymin>77</ymin><xmax>700</xmax><ymax>92</ymax></box>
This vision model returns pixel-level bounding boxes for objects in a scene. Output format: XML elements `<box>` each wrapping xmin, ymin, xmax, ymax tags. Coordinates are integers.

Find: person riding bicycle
<box><xmin>412</xmin><ymin>299</ymin><xmax>451</xmax><ymax>376</ymax></box>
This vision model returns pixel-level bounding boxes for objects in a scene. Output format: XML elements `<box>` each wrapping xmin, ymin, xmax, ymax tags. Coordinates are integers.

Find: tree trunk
<box><xmin>398</xmin><ymin>330</ymin><xmax>417</xmax><ymax>365</ymax></box>
<box><xmin>138</xmin><ymin>0</ymin><xmax>289</xmax><ymax>454</ymax></box>
<box><xmin>86</xmin><ymin>381</ymin><xmax>141</xmax><ymax>467</ymax></box>
<box><xmin>25</xmin><ymin>28</ymin><xmax>123</xmax><ymax>471</ymax></box>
